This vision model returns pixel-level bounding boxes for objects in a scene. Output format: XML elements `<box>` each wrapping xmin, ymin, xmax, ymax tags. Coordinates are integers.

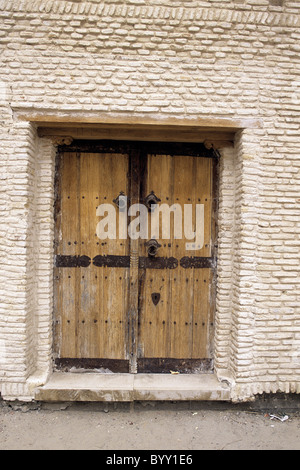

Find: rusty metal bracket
<box><xmin>56</xmin><ymin>255</ymin><xmax>216</xmax><ymax>270</ymax></box>
<box><xmin>139</xmin><ymin>256</ymin><xmax>178</xmax><ymax>269</ymax></box>
<box><xmin>180</xmin><ymin>257</ymin><xmax>216</xmax><ymax>269</ymax></box>
<box><xmin>55</xmin><ymin>255</ymin><xmax>91</xmax><ymax>268</ymax></box>
<box><xmin>93</xmin><ymin>255</ymin><xmax>130</xmax><ymax>268</ymax></box>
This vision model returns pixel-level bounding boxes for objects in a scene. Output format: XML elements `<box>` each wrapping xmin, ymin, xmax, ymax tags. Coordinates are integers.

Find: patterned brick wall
<box><xmin>0</xmin><ymin>0</ymin><xmax>299</xmax><ymax>401</ymax></box>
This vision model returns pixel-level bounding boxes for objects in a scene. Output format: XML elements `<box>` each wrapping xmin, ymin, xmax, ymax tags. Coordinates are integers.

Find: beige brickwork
<box><xmin>0</xmin><ymin>0</ymin><xmax>299</xmax><ymax>401</ymax></box>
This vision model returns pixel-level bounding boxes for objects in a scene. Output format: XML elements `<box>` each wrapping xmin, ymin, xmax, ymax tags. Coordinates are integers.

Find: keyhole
<box><xmin>151</xmin><ymin>292</ymin><xmax>160</xmax><ymax>306</ymax></box>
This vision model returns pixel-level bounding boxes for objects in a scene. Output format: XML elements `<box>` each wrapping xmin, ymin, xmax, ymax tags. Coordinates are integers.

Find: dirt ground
<box><xmin>0</xmin><ymin>400</ymin><xmax>300</xmax><ymax>451</ymax></box>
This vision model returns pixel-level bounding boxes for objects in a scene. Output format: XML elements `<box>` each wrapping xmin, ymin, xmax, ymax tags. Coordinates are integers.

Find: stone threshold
<box><xmin>34</xmin><ymin>372</ymin><xmax>231</xmax><ymax>402</ymax></box>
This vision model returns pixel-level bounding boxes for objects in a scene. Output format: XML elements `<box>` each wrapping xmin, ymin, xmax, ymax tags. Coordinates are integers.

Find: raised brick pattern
<box><xmin>0</xmin><ymin>0</ymin><xmax>299</xmax><ymax>401</ymax></box>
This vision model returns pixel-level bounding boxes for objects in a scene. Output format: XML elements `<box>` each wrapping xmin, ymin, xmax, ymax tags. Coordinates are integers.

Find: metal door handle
<box><xmin>145</xmin><ymin>239</ymin><xmax>161</xmax><ymax>257</ymax></box>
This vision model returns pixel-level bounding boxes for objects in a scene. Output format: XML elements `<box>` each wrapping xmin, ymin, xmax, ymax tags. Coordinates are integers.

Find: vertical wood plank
<box><xmin>95</xmin><ymin>153</ymin><xmax>129</xmax><ymax>360</ymax></box>
<box><xmin>139</xmin><ymin>153</ymin><xmax>173</xmax><ymax>358</ymax></box>
<box><xmin>129</xmin><ymin>148</ymin><xmax>141</xmax><ymax>373</ymax></box>
<box><xmin>102</xmin><ymin>154</ymin><xmax>129</xmax><ymax>360</ymax></box>
<box><xmin>170</xmin><ymin>155</ymin><xmax>194</xmax><ymax>358</ymax></box>
<box><xmin>56</xmin><ymin>152</ymin><xmax>80</xmax><ymax>358</ymax></box>
<box><xmin>55</xmin><ymin>150</ymin><xmax>130</xmax><ymax>363</ymax></box>
<box><xmin>192</xmin><ymin>157</ymin><xmax>213</xmax><ymax>358</ymax></box>
<box><xmin>139</xmin><ymin>153</ymin><xmax>216</xmax><ymax>364</ymax></box>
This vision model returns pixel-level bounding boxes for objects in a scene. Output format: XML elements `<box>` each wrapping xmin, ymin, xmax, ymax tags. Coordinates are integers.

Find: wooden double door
<box><xmin>54</xmin><ymin>141</ymin><xmax>218</xmax><ymax>373</ymax></box>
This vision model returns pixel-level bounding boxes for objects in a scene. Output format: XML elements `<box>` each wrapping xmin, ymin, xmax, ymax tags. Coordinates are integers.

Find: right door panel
<box><xmin>137</xmin><ymin>152</ymin><xmax>216</xmax><ymax>373</ymax></box>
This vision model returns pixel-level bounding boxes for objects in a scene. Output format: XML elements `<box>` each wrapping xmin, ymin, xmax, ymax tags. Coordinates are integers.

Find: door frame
<box><xmin>3</xmin><ymin>113</ymin><xmax>263</xmax><ymax>401</ymax></box>
<box><xmin>53</xmin><ymin>140</ymin><xmax>220</xmax><ymax>374</ymax></box>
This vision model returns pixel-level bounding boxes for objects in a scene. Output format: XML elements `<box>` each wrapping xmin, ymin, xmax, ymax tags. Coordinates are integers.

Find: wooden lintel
<box><xmin>38</xmin><ymin>126</ymin><xmax>234</xmax><ymax>146</ymax></box>
<box><xmin>19</xmin><ymin>113</ymin><xmax>263</xmax><ymax>131</ymax></box>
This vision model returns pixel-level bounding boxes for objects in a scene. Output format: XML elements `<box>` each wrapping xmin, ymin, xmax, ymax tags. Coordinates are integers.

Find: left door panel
<box><xmin>54</xmin><ymin>150</ymin><xmax>130</xmax><ymax>370</ymax></box>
